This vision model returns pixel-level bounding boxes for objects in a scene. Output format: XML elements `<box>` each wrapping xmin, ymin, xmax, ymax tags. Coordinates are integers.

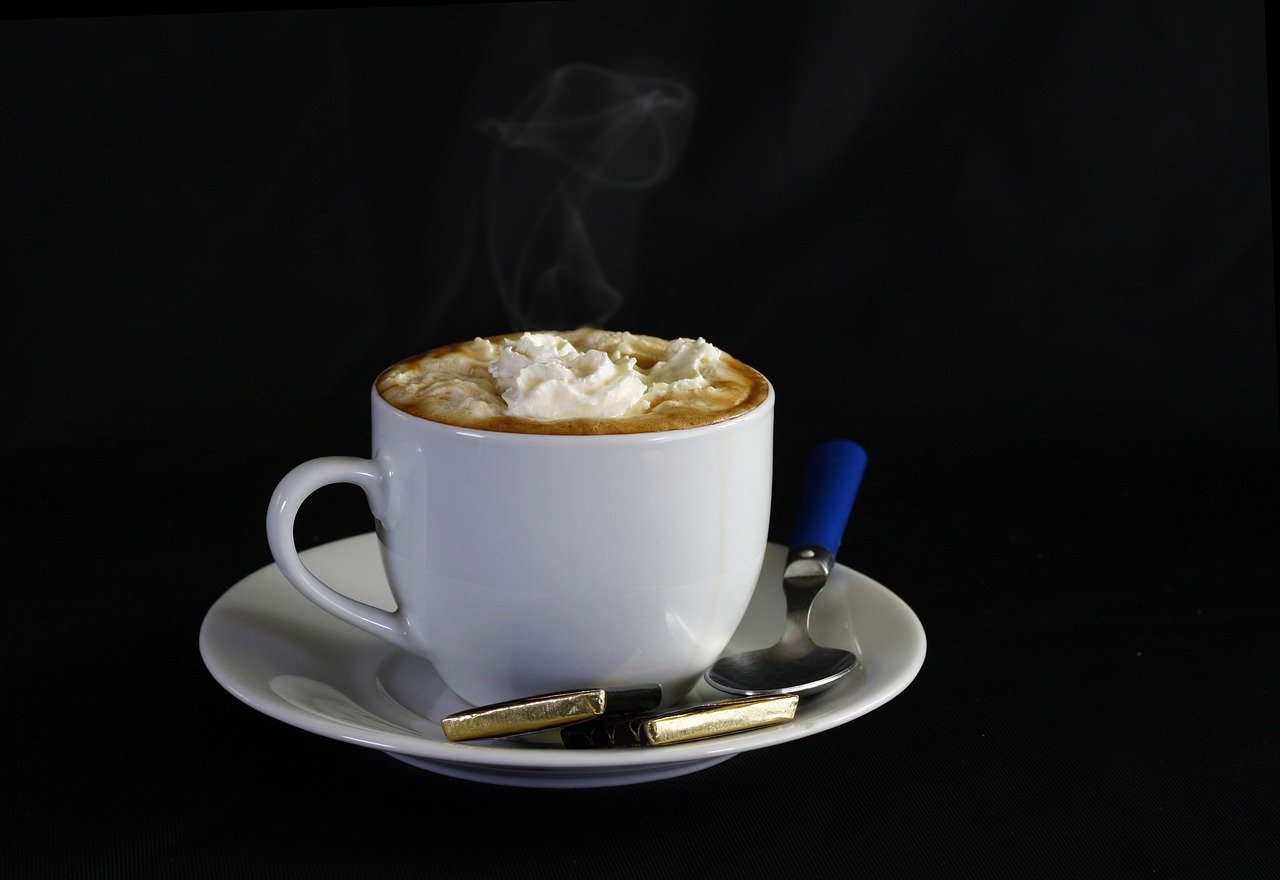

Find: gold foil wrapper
<box><xmin>440</xmin><ymin>685</ymin><xmax>662</xmax><ymax>741</ymax></box>
<box><xmin>644</xmin><ymin>694</ymin><xmax>800</xmax><ymax>745</ymax></box>
<box><xmin>560</xmin><ymin>694</ymin><xmax>800</xmax><ymax>748</ymax></box>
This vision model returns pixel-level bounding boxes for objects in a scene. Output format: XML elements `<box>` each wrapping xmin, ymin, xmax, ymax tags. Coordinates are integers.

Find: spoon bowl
<box><xmin>705</xmin><ymin>440</ymin><xmax>867</xmax><ymax>697</ymax></box>
<box><xmin>704</xmin><ymin>645</ymin><xmax>856</xmax><ymax>696</ymax></box>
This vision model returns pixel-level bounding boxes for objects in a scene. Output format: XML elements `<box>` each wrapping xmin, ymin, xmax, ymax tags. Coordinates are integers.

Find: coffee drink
<box><xmin>376</xmin><ymin>328</ymin><xmax>769</xmax><ymax>435</ymax></box>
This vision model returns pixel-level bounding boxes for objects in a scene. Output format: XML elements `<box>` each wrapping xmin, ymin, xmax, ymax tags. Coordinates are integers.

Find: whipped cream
<box><xmin>489</xmin><ymin>332</ymin><xmax>719</xmax><ymax>419</ymax></box>
<box><xmin>376</xmin><ymin>329</ymin><xmax>767</xmax><ymax>434</ymax></box>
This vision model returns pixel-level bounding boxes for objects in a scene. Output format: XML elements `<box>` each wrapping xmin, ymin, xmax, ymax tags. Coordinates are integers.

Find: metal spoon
<box><xmin>704</xmin><ymin>439</ymin><xmax>868</xmax><ymax>696</ymax></box>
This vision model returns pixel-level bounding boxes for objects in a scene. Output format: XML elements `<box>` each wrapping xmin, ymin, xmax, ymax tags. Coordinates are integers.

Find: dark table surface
<box><xmin>4</xmin><ymin>5</ymin><xmax>1275</xmax><ymax>878</ymax></box>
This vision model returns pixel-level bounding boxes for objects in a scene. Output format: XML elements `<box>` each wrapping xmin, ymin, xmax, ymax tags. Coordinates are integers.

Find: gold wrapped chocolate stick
<box><xmin>441</xmin><ymin>684</ymin><xmax>662</xmax><ymax>741</ymax></box>
<box><xmin>560</xmin><ymin>694</ymin><xmax>799</xmax><ymax>748</ymax></box>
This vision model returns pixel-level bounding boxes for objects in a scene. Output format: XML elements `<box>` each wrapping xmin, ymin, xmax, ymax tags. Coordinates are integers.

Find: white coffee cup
<box><xmin>266</xmin><ymin>379</ymin><xmax>774</xmax><ymax>708</ymax></box>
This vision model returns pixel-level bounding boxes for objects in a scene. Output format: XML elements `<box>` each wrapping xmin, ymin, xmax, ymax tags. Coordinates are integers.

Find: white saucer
<box><xmin>200</xmin><ymin>533</ymin><xmax>926</xmax><ymax>788</ymax></box>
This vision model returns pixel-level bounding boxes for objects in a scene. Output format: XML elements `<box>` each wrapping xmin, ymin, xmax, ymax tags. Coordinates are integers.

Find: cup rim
<box><xmin>369</xmin><ymin>379</ymin><xmax>775</xmax><ymax>442</ymax></box>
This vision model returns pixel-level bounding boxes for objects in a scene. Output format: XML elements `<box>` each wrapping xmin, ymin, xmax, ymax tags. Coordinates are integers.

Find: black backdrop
<box><xmin>3</xmin><ymin>4</ymin><xmax>1275</xmax><ymax>878</ymax></box>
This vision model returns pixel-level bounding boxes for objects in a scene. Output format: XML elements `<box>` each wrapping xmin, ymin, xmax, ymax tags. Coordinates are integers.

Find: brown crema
<box><xmin>375</xmin><ymin>329</ymin><xmax>770</xmax><ymax>435</ymax></box>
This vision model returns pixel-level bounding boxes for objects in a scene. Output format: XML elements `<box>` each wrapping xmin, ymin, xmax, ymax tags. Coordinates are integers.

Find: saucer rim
<box><xmin>200</xmin><ymin>533</ymin><xmax>926</xmax><ymax>775</ymax></box>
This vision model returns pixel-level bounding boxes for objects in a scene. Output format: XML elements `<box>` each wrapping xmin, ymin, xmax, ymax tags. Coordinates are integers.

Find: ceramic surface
<box><xmin>201</xmin><ymin>533</ymin><xmax>926</xmax><ymax>788</ymax></box>
<box><xmin>265</xmin><ymin>385</ymin><xmax>774</xmax><ymax>707</ymax></box>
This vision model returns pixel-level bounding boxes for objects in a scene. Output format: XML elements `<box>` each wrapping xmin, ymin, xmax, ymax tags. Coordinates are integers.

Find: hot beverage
<box><xmin>376</xmin><ymin>329</ymin><xmax>769</xmax><ymax>435</ymax></box>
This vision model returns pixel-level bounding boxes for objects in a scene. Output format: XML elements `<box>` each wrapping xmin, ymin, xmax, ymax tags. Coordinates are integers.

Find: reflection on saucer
<box><xmin>271</xmin><ymin>675</ymin><xmax>426</xmax><ymax>738</ymax></box>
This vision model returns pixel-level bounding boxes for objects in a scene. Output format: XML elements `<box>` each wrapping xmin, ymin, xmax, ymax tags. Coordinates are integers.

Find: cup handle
<box><xmin>265</xmin><ymin>456</ymin><xmax>412</xmax><ymax>651</ymax></box>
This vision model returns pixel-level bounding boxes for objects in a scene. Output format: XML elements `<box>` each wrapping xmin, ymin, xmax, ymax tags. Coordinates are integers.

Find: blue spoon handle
<box><xmin>789</xmin><ymin>439</ymin><xmax>868</xmax><ymax>554</ymax></box>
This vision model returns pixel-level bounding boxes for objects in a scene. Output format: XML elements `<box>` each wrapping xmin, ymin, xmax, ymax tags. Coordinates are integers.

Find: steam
<box><xmin>483</xmin><ymin>64</ymin><xmax>694</xmax><ymax>330</ymax></box>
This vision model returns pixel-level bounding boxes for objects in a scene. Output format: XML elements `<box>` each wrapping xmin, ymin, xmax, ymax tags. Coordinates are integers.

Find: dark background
<box><xmin>3</xmin><ymin>3</ymin><xmax>1274</xmax><ymax>877</ymax></box>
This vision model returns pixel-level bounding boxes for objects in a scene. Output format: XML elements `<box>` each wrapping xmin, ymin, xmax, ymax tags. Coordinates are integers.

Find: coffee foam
<box><xmin>376</xmin><ymin>329</ymin><xmax>769</xmax><ymax>435</ymax></box>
